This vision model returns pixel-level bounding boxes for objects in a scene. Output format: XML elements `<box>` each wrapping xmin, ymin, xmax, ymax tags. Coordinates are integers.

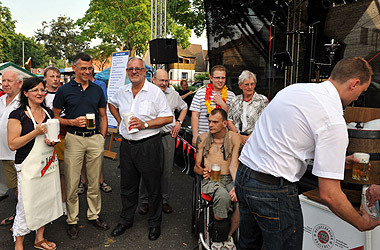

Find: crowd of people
<box><xmin>2</xmin><ymin>53</ymin><xmax>380</xmax><ymax>250</ymax></box>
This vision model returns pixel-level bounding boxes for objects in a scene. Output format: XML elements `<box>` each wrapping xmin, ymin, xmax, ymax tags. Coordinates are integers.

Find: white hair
<box><xmin>3</xmin><ymin>70</ymin><xmax>23</xmax><ymax>82</ymax></box>
<box><xmin>238</xmin><ymin>70</ymin><xmax>256</xmax><ymax>84</ymax></box>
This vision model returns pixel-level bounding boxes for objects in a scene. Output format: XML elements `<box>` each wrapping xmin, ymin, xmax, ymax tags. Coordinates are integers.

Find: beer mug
<box><xmin>86</xmin><ymin>113</ymin><xmax>96</xmax><ymax>130</ymax></box>
<box><xmin>352</xmin><ymin>153</ymin><xmax>370</xmax><ymax>181</ymax></box>
<box><xmin>210</xmin><ymin>164</ymin><xmax>221</xmax><ymax>182</ymax></box>
<box><xmin>123</xmin><ymin>112</ymin><xmax>139</xmax><ymax>134</ymax></box>
<box><xmin>46</xmin><ymin>119</ymin><xmax>60</xmax><ymax>142</ymax></box>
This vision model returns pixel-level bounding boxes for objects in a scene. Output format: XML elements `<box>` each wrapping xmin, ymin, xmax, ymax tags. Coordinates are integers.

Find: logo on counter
<box><xmin>312</xmin><ymin>224</ymin><xmax>335</xmax><ymax>249</ymax></box>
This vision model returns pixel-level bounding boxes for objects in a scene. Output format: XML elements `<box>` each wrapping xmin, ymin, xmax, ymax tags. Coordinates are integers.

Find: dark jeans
<box><xmin>235</xmin><ymin>163</ymin><xmax>303</xmax><ymax>250</ymax></box>
<box><xmin>119</xmin><ymin>134</ymin><xmax>163</xmax><ymax>228</ymax></box>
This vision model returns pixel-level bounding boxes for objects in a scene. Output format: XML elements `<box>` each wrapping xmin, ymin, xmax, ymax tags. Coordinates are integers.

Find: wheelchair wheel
<box><xmin>191</xmin><ymin>177</ymin><xmax>198</xmax><ymax>235</ymax></box>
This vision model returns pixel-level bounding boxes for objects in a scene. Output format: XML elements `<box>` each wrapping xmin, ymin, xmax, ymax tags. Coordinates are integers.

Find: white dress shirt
<box><xmin>0</xmin><ymin>93</ymin><xmax>20</xmax><ymax>160</ymax></box>
<box><xmin>240</xmin><ymin>81</ymin><xmax>348</xmax><ymax>182</ymax></box>
<box><xmin>108</xmin><ymin>80</ymin><xmax>173</xmax><ymax>140</ymax></box>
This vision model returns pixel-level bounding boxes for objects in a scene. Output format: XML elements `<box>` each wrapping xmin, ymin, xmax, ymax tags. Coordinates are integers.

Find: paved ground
<box><xmin>0</xmin><ymin>136</ymin><xmax>198</xmax><ymax>250</ymax></box>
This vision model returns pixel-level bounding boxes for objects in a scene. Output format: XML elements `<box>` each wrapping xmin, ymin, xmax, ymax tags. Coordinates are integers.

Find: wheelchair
<box><xmin>191</xmin><ymin>175</ymin><xmax>238</xmax><ymax>250</ymax></box>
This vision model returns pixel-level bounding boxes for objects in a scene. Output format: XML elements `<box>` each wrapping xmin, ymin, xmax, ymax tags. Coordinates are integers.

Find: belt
<box><xmin>240</xmin><ymin>163</ymin><xmax>293</xmax><ymax>186</ymax></box>
<box><xmin>160</xmin><ymin>131</ymin><xmax>171</xmax><ymax>137</ymax></box>
<box><xmin>123</xmin><ymin>133</ymin><xmax>160</xmax><ymax>144</ymax></box>
<box><xmin>239</xmin><ymin>131</ymin><xmax>250</xmax><ymax>136</ymax></box>
<box><xmin>69</xmin><ymin>130</ymin><xmax>101</xmax><ymax>137</ymax></box>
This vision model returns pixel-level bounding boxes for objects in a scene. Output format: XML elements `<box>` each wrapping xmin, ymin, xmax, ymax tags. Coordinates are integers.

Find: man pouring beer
<box><xmin>193</xmin><ymin>108</ymin><xmax>241</xmax><ymax>250</ymax></box>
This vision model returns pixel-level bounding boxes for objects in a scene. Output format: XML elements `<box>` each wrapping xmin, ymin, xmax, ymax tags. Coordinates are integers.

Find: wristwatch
<box><xmin>176</xmin><ymin>119</ymin><xmax>182</xmax><ymax>125</ymax></box>
<box><xmin>144</xmin><ymin>122</ymin><xmax>148</xmax><ymax>129</ymax></box>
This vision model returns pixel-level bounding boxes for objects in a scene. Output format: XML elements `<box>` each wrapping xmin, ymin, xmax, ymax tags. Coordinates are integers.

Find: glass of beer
<box><xmin>210</xmin><ymin>164</ymin><xmax>221</xmax><ymax>182</ymax></box>
<box><xmin>352</xmin><ymin>153</ymin><xmax>370</xmax><ymax>181</ymax></box>
<box><xmin>86</xmin><ymin>113</ymin><xmax>96</xmax><ymax>130</ymax></box>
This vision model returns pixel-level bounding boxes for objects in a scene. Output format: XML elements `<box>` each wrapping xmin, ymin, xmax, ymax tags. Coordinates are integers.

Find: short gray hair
<box><xmin>238</xmin><ymin>70</ymin><xmax>256</xmax><ymax>84</ymax></box>
<box><xmin>4</xmin><ymin>70</ymin><xmax>23</xmax><ymax>82</ymax></box>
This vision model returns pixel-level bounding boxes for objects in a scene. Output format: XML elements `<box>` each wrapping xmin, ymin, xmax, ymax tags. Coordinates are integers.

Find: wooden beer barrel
<box><xmin>344</xmin><ymin>107</ymin><xmax>380</xmax><ymax>184</ymax></box>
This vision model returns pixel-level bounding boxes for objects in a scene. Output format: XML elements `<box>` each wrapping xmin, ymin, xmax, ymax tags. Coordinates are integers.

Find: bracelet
<box><xmin>176</xmin><ymin>119</ymin><xmax>182</xmax><ymax>125</ymax></box>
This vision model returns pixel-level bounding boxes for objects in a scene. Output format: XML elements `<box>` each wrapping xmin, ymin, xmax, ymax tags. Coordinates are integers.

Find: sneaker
<box><xmin>211</xmin><ymin>242</ymin><xmax>224</xmax><ymax>250</ymax></box>
<box><xmin>223</xmin><ymin>236</ymin><xmax>236</xmax><ymax>250</ymax></box>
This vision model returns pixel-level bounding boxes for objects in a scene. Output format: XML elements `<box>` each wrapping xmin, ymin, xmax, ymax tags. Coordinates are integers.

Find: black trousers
<box><xmin>119</xmin><ymin>134</ymin><xmax>163</xmax><ymax>228</ymax></box>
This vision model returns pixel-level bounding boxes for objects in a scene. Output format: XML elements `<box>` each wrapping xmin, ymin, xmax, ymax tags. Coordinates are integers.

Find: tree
<box><xmin>8</xmin><ymin>33</ymin><xmax>49</xmax><ymax>68</ymax></box>
<box><xmin>0</xmin><ymin>1</ymin><xmax>16</xmax><ymax>62</ymax></box>
<box><xmin>86</xmin><ymin>43</ymin><xmax>117</xmax><ymax>71</ymax></box>
<box><xmin>76</xmin><ymin>0</ymin><xmax>205</xmax><ymax>56</ymax></box>
<box><xmin>35</xmin><ymin>16</ymin><xmax>89</xmax><ymax>64</ymax></box>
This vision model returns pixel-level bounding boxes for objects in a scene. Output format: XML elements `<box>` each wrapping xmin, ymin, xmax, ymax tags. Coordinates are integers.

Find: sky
<box><xmin>2</xmin><ymin>0</ymin><xmax>207</xmax><ymax>49</ymax></box>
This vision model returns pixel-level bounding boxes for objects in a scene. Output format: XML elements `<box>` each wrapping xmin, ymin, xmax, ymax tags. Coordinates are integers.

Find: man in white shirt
<box><xmin>139</xmin><ymin>69</ymin><xmax>187</xmax><ymax>215</ymax></box>
<box><xmin>108</xmin><ymin>58</ymin><xmax>173</xmax><ymax>241</ymax></box>
<box><xmin>236</xmin><ymin>57</ymin><xmax>380</xmax><ymax>250</ymax></box>
<box><xmin>190</xmin><ymin>65</ymin><xmax>235</xmax><ymax>146</ymax></box>
<box><xmin>0</xmin><ymin>70</ymin><xmax>22</xmax><ymax>225</ymax></box>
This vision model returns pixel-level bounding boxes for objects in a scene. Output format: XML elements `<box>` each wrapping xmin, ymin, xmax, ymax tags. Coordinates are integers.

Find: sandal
<box><xmin>1</xmin><ymin>215</ymin><xmax>14</xmax><ymax>226</ymax></box>
<box><xmin>100</xmin><ymin>181</ymin><xmax>112</xmax><ymax>193</ymax></box>
<box><xmin>34</xmin><ymin>239</ymin><xmax>56</xmax><ymax>250</ymax></box>
<box><xmin>77</xmin><ymin>182</ymin><xmax>86</xmax><ymax>195</ymax></box>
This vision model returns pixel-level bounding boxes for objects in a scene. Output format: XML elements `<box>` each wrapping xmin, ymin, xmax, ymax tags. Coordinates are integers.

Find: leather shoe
<box><xmin>111</xmin><ymin>223</ymin><xmax>132</xmax><ymax>237</ymax></box>
<box><xmin>88</xmin><ymin>218</ymin><xmax>109</xmax><ymax>230</ymax></box>
<box><xmin>67</xmin><ymin>224</ymin><xmax>79</xmax><ymax>240</ymax></box>
<box><xmin>162</xmin><ymin>203</ymin><xmax>173</xmax><ymax>214</ymax></box>
<box><xmin>148</xmin><ymin>227</ymin><xmax>161</xmax><ymax>241</ymax></box>
<box><xmin>138</xmin><ymin>203</ymin><xmax>149</xmax><ymax>215</ymax></box>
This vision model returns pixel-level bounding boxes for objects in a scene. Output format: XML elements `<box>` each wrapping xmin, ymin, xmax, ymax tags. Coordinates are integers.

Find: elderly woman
<box><xmin>8</xmin><ymin>77</ymin><xmax>61</xmax><ymax>250</ymax></box>
<box><xmin>227</xmin><ymin>70</ymin><xmax>268</xmax><ymax>145</ymax></box>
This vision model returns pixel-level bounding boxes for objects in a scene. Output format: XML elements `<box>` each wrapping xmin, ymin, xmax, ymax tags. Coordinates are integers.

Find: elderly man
<box><xmin>227</xmin><ymin>70</ymin><xmax>268</xmax><ymax>145</ymax></box>
<box><xmin>108</xmin><ymin>58</ymin><xmax>173</xmax><ymax>240</ymax></box>
<box><xmin>190</xmin><ymin>65</ymin><xmax>235</xmax><ymax>146</ymax></box>
<box><xmin>53</xmin><ymin>52</ymin><xmax>109</xmax><ymax>240</ymax></box>
<box><xmin>194</xmin><ymin>108</ymin><xmax>241</xmax><ymax>250</ymax></box>
<box><xmin>139</xmin><ymin>69</ymin><xmax>187</xmax><ymax>215</ymax></box>
<box><xmin>236</xmin><ymin>57</ymin><xmax>380</xmax><ymax>250</ymax></box>
<box><xmin>0</xmin><ymin>71</ymin><xmax>22</xmax><ymax>225</ymax></box>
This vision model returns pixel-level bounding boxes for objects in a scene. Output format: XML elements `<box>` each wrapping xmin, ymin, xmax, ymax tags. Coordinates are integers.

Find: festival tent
<box><xmin>0</xmin><ymin>62</ymin><xmax>35</xmax><ymax>78</ymax></box>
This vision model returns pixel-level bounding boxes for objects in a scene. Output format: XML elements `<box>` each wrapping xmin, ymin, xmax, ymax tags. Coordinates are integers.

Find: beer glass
<box><xmin>210</xmin><ymin>164</ymin><xmax>221</xmax><ymax>182</ymax></box>
<box><xmin>352</xmin><ymin>153</ymin><xmax>370</xmax><ymax>181</ymax></box>
<box><xmin>123</xmin><ymin>112</ymin><xmax>139</xmax><ymax>134</ymax></box>
<box><xmin>86</xmin><ymin>113</ymin><xmax>96</xmax><ymax>130</ymax></box>
<box><xmin>46</xmin><ymin>119</ymin><xmax>60</xmax><ymax>142</ymax></box>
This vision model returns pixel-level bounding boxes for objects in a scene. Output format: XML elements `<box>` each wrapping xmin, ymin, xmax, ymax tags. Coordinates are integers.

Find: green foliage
<box><xmin>35</xmin><ymin>16</ymin><xmax>89</xmax><ymax>63</ymax></box>
<box><xmin>0</xmin><ymin>1</ymin><xmax>16</xmax><ymax>62</ymax></box>
<box><xmin>76</xmin><ymin>0</ymin><xmax>206</xmax><ymax>55</ymax></box>
<box><xmin>8</xmin><ymin>33</ymin><xmax>48</xmax><ymax>68</ymax></box>
<box><xmin>194</xmin><ymin>72</ymin><xmax>210</xmax><ymax>81</ymax></box>
<box><xmin>86</xmin><ymin>42</ymin><xmax>117</xmax><ymax>71</ymax></box>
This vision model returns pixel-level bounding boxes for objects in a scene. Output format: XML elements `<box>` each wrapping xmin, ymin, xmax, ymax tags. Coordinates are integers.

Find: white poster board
<box><xmin>107</xmin><ymin>51</ymin><xmax>130</xmax><ymax>128</ymax></box>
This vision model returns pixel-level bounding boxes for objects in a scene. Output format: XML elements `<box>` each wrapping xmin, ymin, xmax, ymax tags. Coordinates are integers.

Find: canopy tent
<box><xmin>94</xmin><ymin>64</ymin><xmax>154</xmax><ymax>84</ymax></box>
<box><xmin>0</xmin><ymin>62</ymin><xmax>35</xmax><ymax>79</ymax></box>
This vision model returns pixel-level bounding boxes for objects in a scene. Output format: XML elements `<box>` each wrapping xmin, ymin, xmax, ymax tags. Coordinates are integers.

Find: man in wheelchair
<box><xmin>194</xmin><ymin>108</ymin><xmax>242</xmax><ymax>250</ymax></box>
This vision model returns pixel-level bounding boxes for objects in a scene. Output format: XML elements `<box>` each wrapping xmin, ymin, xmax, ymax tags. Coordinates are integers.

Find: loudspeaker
<box><xmin>150</xmin><ymin>38</ymin><xmax>178</xmax><ymax>64</ymax></box>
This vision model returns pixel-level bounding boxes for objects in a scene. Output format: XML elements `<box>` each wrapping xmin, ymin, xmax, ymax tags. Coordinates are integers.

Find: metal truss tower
<box><xmin>151</xmin><ymin>0</ymin><xmax>167</xmax><ymax>40</ymax></box>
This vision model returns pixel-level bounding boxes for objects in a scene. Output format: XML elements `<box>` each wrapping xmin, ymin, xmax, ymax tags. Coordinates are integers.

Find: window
<box><xmin>182</xmin><ymin>72</ymin><xmax>188</xmax><ymax>79</ymax></box>
<box><xmin>360</xmin><ymin>27</ymin><xmax>368</xmax><ymax>45</ymax></box>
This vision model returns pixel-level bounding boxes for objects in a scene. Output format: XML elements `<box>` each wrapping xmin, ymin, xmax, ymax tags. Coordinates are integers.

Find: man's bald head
<box><xmin>153</xmin><ymin>69</ymin><xmax>169</xmax><ymax>92</ymax></box>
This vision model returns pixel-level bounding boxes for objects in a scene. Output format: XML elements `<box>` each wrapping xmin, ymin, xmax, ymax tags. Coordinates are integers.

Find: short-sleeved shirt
<box><xmin>161</xmin><ymin>87</ymin><xmax>188</xmax><ymax>133</ymax></box>
<box><xmin>239</xmin><ymin>81</ymin><xmax>348</xmax><ymax>182</ymax></box>
<box><xmin>227</xmin><ymin>92</ymin><xmax>268</xmax><ymax>134</ymax></box>
<box><xmin>0</xmin><ymin>93</ymin><xmax>20</xmax><ymax>160</ymax></box>
<box><xmin>108</xmin><ymin>80</ymin><xmax>173</xmax><ymax>140</ymax></box>
<box><xmin>190</xmin><ymin>87</ymin><xmax>235</xmax><ymax>134</ymax></box>
<box><xmin>45</xmin><ymin>91</ymin><xmax>56</xmax><ymax>109</ymax></box>
<box><xmin>9</xmin><ymin>108</ymin><xmax>55</xmax><ymax>164</ymax></box>
<box><xmin>53</xmin><ymin>79</ymin><xmax>106</xmax><ymax>133</ymax></box>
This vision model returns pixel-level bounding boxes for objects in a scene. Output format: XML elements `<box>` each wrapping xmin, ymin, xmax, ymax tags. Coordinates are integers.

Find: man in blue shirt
<box><xmin>53</xmin><ymin>52</ymin><xmax>109</xmax><ymax>240</ymax></box>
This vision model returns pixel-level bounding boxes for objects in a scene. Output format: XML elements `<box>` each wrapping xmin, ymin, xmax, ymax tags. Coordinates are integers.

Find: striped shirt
<box><xmin>190</xmin><ymin>87</ymin><xmax>235</xmax><ymax>134</ymax></box>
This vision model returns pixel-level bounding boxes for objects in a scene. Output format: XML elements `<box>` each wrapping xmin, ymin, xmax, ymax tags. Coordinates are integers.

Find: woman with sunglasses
<box><xmin>8</xmin><ymin>77</ymin><xmax>62</xmax><ymax>250</ymax></box>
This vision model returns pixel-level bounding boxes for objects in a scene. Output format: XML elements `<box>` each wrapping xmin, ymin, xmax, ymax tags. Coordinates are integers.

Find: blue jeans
<box><xmin>235</xmin><ymin>163</ymin><xmax>303</xmax><ymax>250</ymax></box>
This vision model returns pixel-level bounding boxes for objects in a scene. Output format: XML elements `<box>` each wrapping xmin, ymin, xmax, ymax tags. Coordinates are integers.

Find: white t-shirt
<box><xmin>0</xmin><ymin>94</ymin><xmax>20</xmax><ymax>160</ymax></box>
<box><xmin>108</xmin><ymin>80</ymin><xmax>173</xmax><ymax>140</ymax></box>
<box><xmin>240</xmin><ymin>81</ymin><xmax>348</xmax><ymax>182</ymax></box>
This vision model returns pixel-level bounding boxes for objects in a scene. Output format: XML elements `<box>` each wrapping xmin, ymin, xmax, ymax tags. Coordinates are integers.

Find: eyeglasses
<box><xmin>74</xmin><ymin>66</ymin><xmax>94</xmax><ymax>71</ymax></box>
<box><xmin>157</xmin><ymin>78</ymin><xmax>169</xmax><ymax>83</ymax></box>
<box><xmin>126</xmin><ymin>67</ymin><xmax>144</xmax><ymax>72</ymax></box>
<box><xmin>212</xmin><ymin>76</ymin><xmax>226</xmax><ymax>80</ymax></box>
<box><xmin>28</xmin><ymin>88</ymin><xmax>47</xmax><ymax>94</ymax></box>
